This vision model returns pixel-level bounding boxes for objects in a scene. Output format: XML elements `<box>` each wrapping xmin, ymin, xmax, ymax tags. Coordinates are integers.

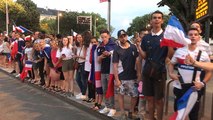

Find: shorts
<box><xmin>142</xmin><ymin>73</ymin><xmax>166</xmax><ymax>100</ymax></box>
<box><xmin>117</xmin><ymin>80</ymin><xmax>138</xmax><ymax>97</ymax></box>
<box><xmin>62</xmin><ymin>59</ymin><xmax>74</xmax><ymax>72</ymax></box>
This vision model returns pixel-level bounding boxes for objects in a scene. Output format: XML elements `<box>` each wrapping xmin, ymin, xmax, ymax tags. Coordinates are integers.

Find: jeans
<box><xmin>76</xmin><ymin>63</ymin><xmax>87</xmax><ymax>95</ymax></box>
<box><xmin>101</xmin><ymin>73</ymin><xmax>115</xmax><ymax>109</ymax></box>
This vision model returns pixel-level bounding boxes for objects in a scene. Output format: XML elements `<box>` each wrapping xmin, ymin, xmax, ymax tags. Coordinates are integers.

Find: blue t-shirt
<box><xmin>141</xmin><ymin>33</ymin><xmax>168</xmax><ymax>71</ymax></box>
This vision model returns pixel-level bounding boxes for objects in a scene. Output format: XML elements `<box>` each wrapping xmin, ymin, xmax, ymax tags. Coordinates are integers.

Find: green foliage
<box><xmin>40</xmin><ymin>18</ymin><xmax>56</xmax><ymax>34</ymax></box>
<box><xmin>0</xmin><ymin>0</ymin><xmax>26</xmax><ymax>32</ymax></box>
<box><xmin>158</xmin><ymin>0</ymin><xmax>197</xmax><ymax>30</ymax></box>
<box><xmin>16</xmin><ymin>0</ymin><xmax>40</xmax><ymax>31</ymax></box>
<box><xmin>59</xmin><ymin>11</ymin><xmax>107</xmax><ymax>37</ymax></box>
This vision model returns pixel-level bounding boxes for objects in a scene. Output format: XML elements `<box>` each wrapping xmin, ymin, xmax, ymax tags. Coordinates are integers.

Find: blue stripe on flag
<box><xmin>168</xmin><ymin>16</ymin><xmax>185</xmax><ymax>33</ymax></box>
<box><xmin>177</xmin><ymin>87</ymin><xmax>195</xmax><ymax>110</ymax></box>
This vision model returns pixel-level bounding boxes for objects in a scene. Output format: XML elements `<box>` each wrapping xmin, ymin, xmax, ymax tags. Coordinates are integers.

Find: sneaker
<box><xmin>80</xmin><ymin>95</ymin><xmax>87</xmax><ymax>100</ymax></box>
<box><xmin>75</xmin><ymin>93</ymin><xmax>82</xmax><ymax>97</ymax></box>
<box><xmin>99</xmin><ymin>107</ymin><xmax>110</xmax><ymax>114</ymax></box>
<box><xmin>107</xmin><ymin>109</ymin><xmax>116</xmax><ymax>117</ymax></box>
<box><xmin>15</xmin><ymin>74</ymin><xmax>20</xmax><ymax>77</ymax></box>
<box><xmin>76</xmin><ymin>95</ymin><xmax>82</xmax><ymax>99</ymax></box>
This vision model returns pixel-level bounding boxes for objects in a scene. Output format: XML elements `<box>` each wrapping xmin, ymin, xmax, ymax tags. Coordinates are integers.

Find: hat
<box><xmin>117</xmin><ymin>29</ymin><xmax>127</xmax><ymax>37</ymax></box>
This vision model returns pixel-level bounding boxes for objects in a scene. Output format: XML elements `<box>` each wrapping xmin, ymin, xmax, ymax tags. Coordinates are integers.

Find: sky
<box><xmin>30</xmin><ymin>0</ymin><xmax>169</xmax><ymax>36</ymax></box>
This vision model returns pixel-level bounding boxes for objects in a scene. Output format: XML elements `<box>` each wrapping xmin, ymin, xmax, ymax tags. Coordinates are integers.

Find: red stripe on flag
<box><xmin>169</xmin><ymin>111</ymin><xmax>178</xmax><ymax>120</ymax></box>
<box><xmin>100</xmin><ymin>0</ymin><xmax>108</xmax><ymax>3</ymax></box>
<box><xmin>160</xmin><ymin>38</ymin><xmax>184</xmax><ymax>48</ymax></box>
<box><xmin>105</xmin><ymin>74</ymin><xmax>114</xmax><ymax>98</ymax></box>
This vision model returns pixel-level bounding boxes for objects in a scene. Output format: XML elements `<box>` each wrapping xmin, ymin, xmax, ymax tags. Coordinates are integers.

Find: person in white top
<box><xmin>56</xmin><ymin>37</ymin><xmax>74</xmax><ymax>97</ymax></box>
<box><xmin>74</xmin><ymin>34</ymin><xmax>87</xmax><ymax>100</ymax></box>
<box><xmin>168</xmin><ymin>28</ymin><xmax>212</xmax><ymax>120</ymax></box>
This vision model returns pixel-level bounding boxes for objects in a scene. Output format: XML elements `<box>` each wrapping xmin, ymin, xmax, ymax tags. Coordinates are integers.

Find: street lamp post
<box><xmin>57</xmin><ymin>12</ymin><xmax>62</xmax><ymax>34</ymax></box>
<box><xmin>94</xmin><ymin>17</ymin><xmax>98</xmax><ymax>37</ymax></box>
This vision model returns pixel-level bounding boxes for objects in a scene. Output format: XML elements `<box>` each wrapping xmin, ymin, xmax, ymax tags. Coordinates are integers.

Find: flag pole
<box><xmin>6</xmin><ymin>0</ymin><xmax>9</xmax><ymax>35</ymax></box>
<box><xmin>107</xmin><ymin>0</ymin><xmax>111</xmax><ymax>31</ymax></box>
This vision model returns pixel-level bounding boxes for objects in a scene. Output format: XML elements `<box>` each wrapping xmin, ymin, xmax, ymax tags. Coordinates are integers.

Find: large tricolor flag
<box><xmin>169</xmin><ymin>87</ymin><xmax>198</xmax><ymax>120</ymax></box>
<box><xmin>13</xmin><ymin>25</ymin><xmax>33</xmax><ymax>34</ymax></box>
<box><xmin>160</xmin><ymin>15</ymin><xmax>191</xmax><ymax>48</ymax></box>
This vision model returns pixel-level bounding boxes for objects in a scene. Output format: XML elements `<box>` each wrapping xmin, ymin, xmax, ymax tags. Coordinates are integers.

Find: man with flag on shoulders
<box><xmin>168</xmin><ymin>27</ymin><xmax>212</xmax><ymax>120</ymax></box>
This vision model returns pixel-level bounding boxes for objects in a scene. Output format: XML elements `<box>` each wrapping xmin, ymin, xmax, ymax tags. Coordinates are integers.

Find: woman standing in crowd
<box><xmin>56</xmin><ymin>37</ymin><xmax>75</xmax><ymax>97</ymax></box>
<box><xmin>74</xmin><ymin>34</ymin><xmax>87</xmax><ymax>100</ymax></box>
<box><xmin>2</xmin><ymin>37</ymin><xmax>11</xmax><ymax>68</ymax></box>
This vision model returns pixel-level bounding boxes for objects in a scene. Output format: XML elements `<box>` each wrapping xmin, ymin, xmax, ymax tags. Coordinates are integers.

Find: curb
<box><xmin>0</xmin><ymin>68</ymin><xmax>114</xmax><ymax>120</ymax></box>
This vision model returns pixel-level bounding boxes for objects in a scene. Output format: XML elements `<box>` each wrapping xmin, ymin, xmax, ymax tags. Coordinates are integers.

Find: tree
<box><xmin>126</xmin><ymin>13</ymin><xmax>169</xmax><ymax>36</ymax></box>
<box><xmin>59</xmin><ymin>11</ymin><xmax>108</xmax><ymax>36</ymax></box>
<box><xmin>158</xmin><ymin>0</ymin><xmax>197</xmax><ymax>30</ymax></box>
<box><xmin>0</xmin><ymin>0</ymin><xmax>26</xmax><ymax>32</ymax></box>
<box><xmin>40</xmin><ymin>18</ymin><xmax>56</xmax><ymax>34</ymax></box>
<box><xmin>16</xmin><ymin>0</ymin><xmax>40</xmax><ymax>31</ymax></box>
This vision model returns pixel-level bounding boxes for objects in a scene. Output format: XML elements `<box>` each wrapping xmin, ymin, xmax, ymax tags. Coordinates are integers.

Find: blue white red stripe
<box><xmin>169</xmin><ymin>87</ymin><xmax>198</xmax><ymax>120</ymax></box>
<box><xmin>160</xmin><ymin>15</ymin><xmax>191</xmax><ymax>48</ymax></box>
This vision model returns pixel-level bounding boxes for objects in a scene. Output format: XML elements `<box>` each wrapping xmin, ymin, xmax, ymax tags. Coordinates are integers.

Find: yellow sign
<box><xmin>196</xmin><ymin>0</ymin><xmax>209</xmax><ymax>19</ymax></box>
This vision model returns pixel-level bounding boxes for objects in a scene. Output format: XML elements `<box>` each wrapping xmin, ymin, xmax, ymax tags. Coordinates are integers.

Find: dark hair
<box><xmin>83</xmin><ymin>31</ymin><xmax>92</xmax><ymax>48</ymax></box>
<box><xmin>90</xmin><ymin>36</ymin><xmax>98</xmax><ymax>41</ymax></box>
<box><xmin>75</xmin><ymin>34</ymin><xmax>83</xmax><ymax>47</ymax></box>
<box><xmin>190</xmin><ymin>22</ymin><xmax>202</xmax><ymax>29</ymax></box>
<box><xmin>100</xmin><ymin>29</ymin><xmax>110</xmax><ymax>35</ymax></box>
<box><xmin>151</xmin><ymin>10</ymin><xmax>164</xmax><ymax>19</ymax></box>
<box><xmin>188</xmin><ymin>28</ymin><xmax>199</xmax><ymax>33</ymax></box>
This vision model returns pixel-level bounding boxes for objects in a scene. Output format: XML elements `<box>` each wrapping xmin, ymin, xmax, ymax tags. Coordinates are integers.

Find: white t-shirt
<box><xmin>56</xmin><ymin>46</ymin><xmax>73</xmax><ymax>60</ymax></box>
<box><xmin>171</xmin><ymin>47</ymin><xmax>210</xmax><ymax>89</ymax></box>
<box><xmin>84</xmin><ymin>44</ymin><xmax>92</xmax><ymax>72</ymax></box>
<box><xmin>76</xmin><ymin>46</ymin><xmax>85</xmax><ymax>63</ymax></box>
<box><xmin>197</xmin><ymin>39</ymin><xmax>212</xmax><ymax>56</ymax></box>
<box><xmin>25</xmin><ymin>47</ymin><xmax>33</xmax><ymax>61</ymax></box>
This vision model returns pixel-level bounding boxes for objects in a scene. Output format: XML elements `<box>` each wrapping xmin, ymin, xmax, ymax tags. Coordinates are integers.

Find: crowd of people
<box><xmin>0</xmin><ymin>10</ymin><xmax>212</xmax><ymax>120</ymax></box>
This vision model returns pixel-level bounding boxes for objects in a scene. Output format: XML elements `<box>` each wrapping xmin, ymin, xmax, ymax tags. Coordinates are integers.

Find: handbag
<box><xmin>73</xmin><ymin>46</ymin><xmax>83</xmax><ymax>70</ymax></box>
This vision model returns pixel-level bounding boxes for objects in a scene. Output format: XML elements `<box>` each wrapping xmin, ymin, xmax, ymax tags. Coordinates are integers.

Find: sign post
<box><xmin>77</xmin><ymin>16</ymin><xmax>92</xmax><ymax>31</ymax></box>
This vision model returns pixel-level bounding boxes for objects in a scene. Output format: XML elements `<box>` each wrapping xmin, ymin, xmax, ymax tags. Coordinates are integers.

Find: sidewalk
<box><xmin>0</xmin><ymin>66</ymin><xmax>212</xmax><ymax>120</ymax></box>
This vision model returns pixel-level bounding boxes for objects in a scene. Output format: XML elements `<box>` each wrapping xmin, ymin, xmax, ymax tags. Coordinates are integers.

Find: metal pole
<box><xmin>6</xmin><ymin>0</ymin><xmax>9</xmax><ymax>35</ymax></box>
<box><xmin>205</xmin><ymin>18</ymin><xmax>210</xmax><ymax>43</ymax></box>
<box><xmin>57</xmin><ymin>11</ymin><xmax>59</xmax><ymax>34</ymax></box>
<box><xmin>90</xmin><ymin>16</ymin><xmax>92</xmax><ymax>32</ymax></box>
<box><xmin>107</xmin><ymin>0</ymin><xmax>111</xmax><ymax>31</ymax></box>
<box><xmin>94</xmin><ymin>16</ymin><xmax>96</xmax><ymax>37</ymax></box>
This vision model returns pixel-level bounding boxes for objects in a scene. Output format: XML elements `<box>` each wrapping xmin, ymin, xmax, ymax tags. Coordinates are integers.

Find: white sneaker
<box><xmin>15</xmin><ymin>74</ymin><xmax>20</xmax><ymax>77</ymax></box>
<box><xmin>75</xmin><ymin>93</ymin><xmax>82</xmax><ymax>97</ymax></box>
<box><xmin>99</xmin><ymin>107</ymin><xmax>110</xmax><ymax>114</ymax></box>
<box><xmin>107</xmin><ymin>109</ymin><xmax>116</xmax><ymax>117</ymax></box>
<box><xmin>76</xmin><ymin>94</ymin><xmax>82</xmax><ymax>99</ymax></box>
<box><xmin>80</xmin><ymin>95</ymin><xmax>87</xmax><ymax>100</ymax></box>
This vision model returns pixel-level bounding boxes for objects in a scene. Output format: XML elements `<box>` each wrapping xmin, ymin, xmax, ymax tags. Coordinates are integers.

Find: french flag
<box><xmin>169</xmin><ymin>87</ymin><xmax>198</xmax><ymax>120</ymax></box>
<box><xmin>15</xmin><ymin>26</ymin><xmax>28</xmax><ymax>33</ymax></box>
<box><xmin>160</xmin><ymin>15</ymin><xmax>191</xmax><ymax>48</ymax></box>
<box><xmin>20</xmin><ymin>60</ymin><xmax>33</xmax><ymax>81</ymax></box>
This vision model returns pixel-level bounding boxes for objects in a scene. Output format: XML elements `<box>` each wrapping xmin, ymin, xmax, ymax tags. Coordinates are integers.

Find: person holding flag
<box><xmin>168</xmin><ymin>28</ymin><xmax>212</xmax><ymax>120</ymax></box>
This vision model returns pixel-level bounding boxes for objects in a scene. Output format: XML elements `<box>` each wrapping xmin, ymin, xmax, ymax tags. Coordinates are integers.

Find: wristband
<box><xmin>200</xmin><ymin>81</ymin><xmax>206</xmax><ymax>87</ymax></box>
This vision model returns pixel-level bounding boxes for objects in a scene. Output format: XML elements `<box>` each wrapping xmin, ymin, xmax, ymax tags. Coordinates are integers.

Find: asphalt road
<box><xmin>0</xmin><ymin>71</ymin><xmax>101</xmax><ymax>120</ymax></box>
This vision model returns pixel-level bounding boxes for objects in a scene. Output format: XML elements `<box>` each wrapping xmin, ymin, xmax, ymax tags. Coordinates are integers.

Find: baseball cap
<box><xmin>117</xmin><ymin>29</ymin><xmax>127</xmax><ymax>37</ymax></box>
